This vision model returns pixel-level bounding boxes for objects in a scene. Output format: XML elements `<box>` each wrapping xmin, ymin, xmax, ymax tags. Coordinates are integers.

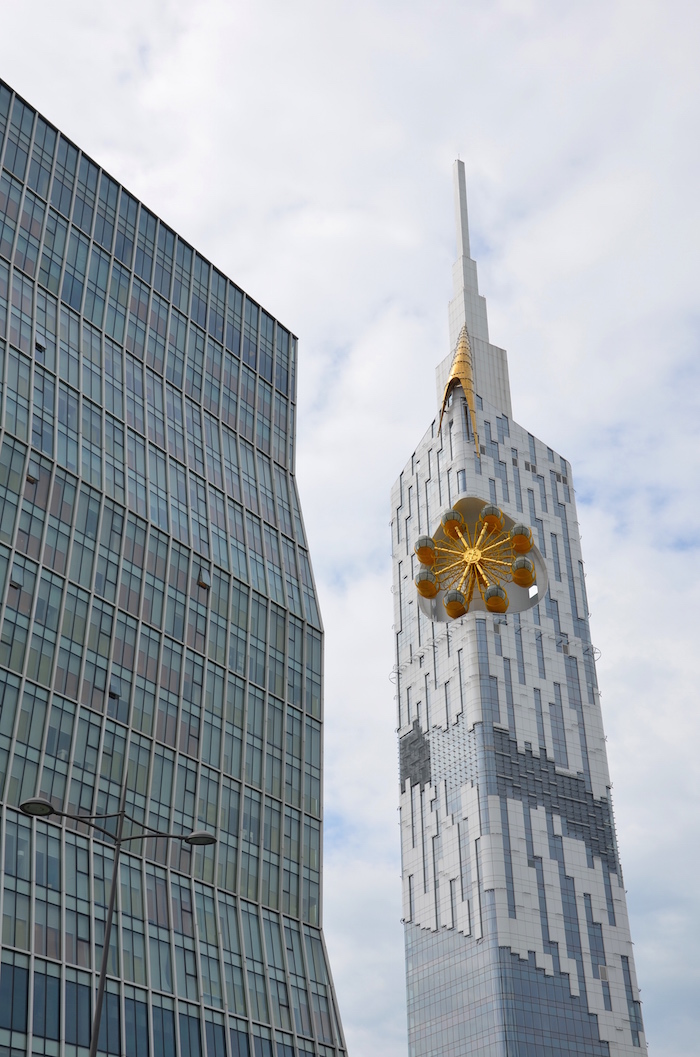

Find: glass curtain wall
<box><xmin>0</xmin><ymin>79</ymin><xmax>345</xmax><ymax>1057</ymax></box>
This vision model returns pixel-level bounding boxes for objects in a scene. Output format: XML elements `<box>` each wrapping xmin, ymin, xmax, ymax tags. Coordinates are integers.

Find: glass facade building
<box><xmin>392</xmin><ymin>162</ymin><xmax>647</xmax><ymax>1055</ymax></box>
<box><xmin>0</xmin><ymin>79</ymin><xmax>345</xmax><ymax>1057</ymax></box>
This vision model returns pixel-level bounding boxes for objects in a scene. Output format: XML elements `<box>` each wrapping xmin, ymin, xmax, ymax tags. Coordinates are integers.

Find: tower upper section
<box><xmin>436</xmin><ymin>160</ymin><xmax>512</xmax><ymax>419</ymax></box>
<box><xmin>394</xmin><ymin>162</ymin><xmax>647</xmax><ymax>1057</ymax></box>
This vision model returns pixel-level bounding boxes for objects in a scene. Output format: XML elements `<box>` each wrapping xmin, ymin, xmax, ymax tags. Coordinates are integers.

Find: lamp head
<box><xmin>184</xmin><ymin>829</ymin><xmax>216</xmax><ymax>847</ymax></box>
<box><xmin>20</xmin><ymin>796</ymin><xmax>56</xmax><ymax>818</ymax></box>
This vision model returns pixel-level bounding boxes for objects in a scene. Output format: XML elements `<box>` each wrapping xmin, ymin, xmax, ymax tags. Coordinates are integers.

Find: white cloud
<box><xmin>2</xmin><ymin>1</ymin><xmax>700</xmax><ymax>1053</ymax></box>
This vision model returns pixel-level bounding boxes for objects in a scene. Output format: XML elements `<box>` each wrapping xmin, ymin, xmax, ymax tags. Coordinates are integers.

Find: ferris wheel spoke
<box><xmin>452</xmin><ymin>524</ymin><xmax>466</xmax><ymax>545</ymax></box>
<box><xmin>435</xmin><ymin>544</ymin><xmax>462</xmax><ymax>557</ymax></box>
<box><xmin>475</xmin><ymin>564</ymin><xmax>489</xmax><ymax>587</ymax></box>
<box><xmin>464</xmin><ymin>573</ymin><xmax>476</xmax><ymax>608</ymax></box>
<box><xmin>439</xmin><ymin>558</ymin><xmax>468</xmax><ymax>574</ymax></box>
<box><xmin>457</xmin><ymin>566</ymin><xmax>470</xmax><ymax>593</ymax></box>
<box><xmin>475</xmin><ymin>523</ymin><xmax>489</xmax><ymax>549</ymax></box>
<box><xmin>481</xmin><ymin>538</ymin><xmax>509</xmax><ymax>555</ymax></box>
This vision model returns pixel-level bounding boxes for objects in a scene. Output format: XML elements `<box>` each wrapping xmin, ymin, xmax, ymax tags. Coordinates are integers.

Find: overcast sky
<box><xmin>2</xmin><ymin>2</ymin><xmax>700</xmax><ymax>1054</ymax></box>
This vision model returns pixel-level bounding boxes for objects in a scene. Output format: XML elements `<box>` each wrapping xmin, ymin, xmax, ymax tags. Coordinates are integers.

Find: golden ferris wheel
<box><xmin>414</xmin><ymin>501</ymin><xmax>538</xmax><ymax>619</ymax></box>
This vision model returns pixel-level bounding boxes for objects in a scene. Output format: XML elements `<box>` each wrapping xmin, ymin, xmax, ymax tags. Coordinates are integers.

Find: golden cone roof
<box><xmin>438</xmin><ymin>324</ymin><xmax>480</xmax><ymax>455</ymax></box>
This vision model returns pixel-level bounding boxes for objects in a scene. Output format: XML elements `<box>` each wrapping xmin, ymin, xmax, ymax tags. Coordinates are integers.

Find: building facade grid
<box><xmin>0</xmin><ymin>80</ymin><xmax>345</xmax><ymax>1057</ymax></box>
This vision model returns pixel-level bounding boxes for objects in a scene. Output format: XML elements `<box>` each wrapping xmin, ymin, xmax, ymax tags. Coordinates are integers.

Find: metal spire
<box><xmin>438</xmin><ymin>324</ymin><xmax>480</xmax><ymax>455</ymax></box>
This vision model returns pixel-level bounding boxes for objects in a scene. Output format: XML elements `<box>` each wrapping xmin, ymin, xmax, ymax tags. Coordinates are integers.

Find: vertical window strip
<box><xmin>14</xmin><ymin>188</ymin><xmax>45</xmax><ymax>278</ymax></box>
<box><xmin>549</xmin><ymin>685</ymin><xmax>569</xmax><ymax>769</ymax></box>
<box><xmin>73</xmin><ymin>155</ymin><xmax>98</xmax><ymax>236</ymax></box>
<box><xmin>4</xmin><ymin>96</ymin><xmax>34</xmax><ymax>181</ymax></box>
<box><xmin>0</xmin><ymin>170</ymin><xmax>23</xmax><ymax>263</ymax></box>
<box><xmin>51</xmin><ymin>136</ymin><xmax>78</xmax><ymax>217</ymax></box>
<box><xmin>94</xmin><ymin>171</ymin><xmax>118</xmax><ymax>252</ymax></box>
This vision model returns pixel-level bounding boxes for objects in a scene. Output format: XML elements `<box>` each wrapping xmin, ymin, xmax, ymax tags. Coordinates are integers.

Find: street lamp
<box><xmin>21</xmin><ymin>786</ymin><xmax>216</xmax><ymax>1057</ymax></box>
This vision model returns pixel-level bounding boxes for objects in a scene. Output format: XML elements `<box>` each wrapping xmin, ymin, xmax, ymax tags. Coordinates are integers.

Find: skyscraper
<box><xmin>0</xmin><ymin>79</ymin><xmax>345</xmax><ymax>1057</ymax></box>
<box><xmin>392</xmin><ymin>162</ymin><xmax>646</xmax><ymax>1056</ymax></box>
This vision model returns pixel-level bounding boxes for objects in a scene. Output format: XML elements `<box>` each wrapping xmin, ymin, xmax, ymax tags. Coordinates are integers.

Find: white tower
<box><xmin>391</xmin><ymin>162</ymin><xmax>646</xmax><ymax>1056</ymax></box>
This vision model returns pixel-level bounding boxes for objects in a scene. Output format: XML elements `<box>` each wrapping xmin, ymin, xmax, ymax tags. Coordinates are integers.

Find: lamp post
<box><xmin>21</xmin><ymin>790</ymin><xmax>216</xmax><ymax>1057</ymax></box>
